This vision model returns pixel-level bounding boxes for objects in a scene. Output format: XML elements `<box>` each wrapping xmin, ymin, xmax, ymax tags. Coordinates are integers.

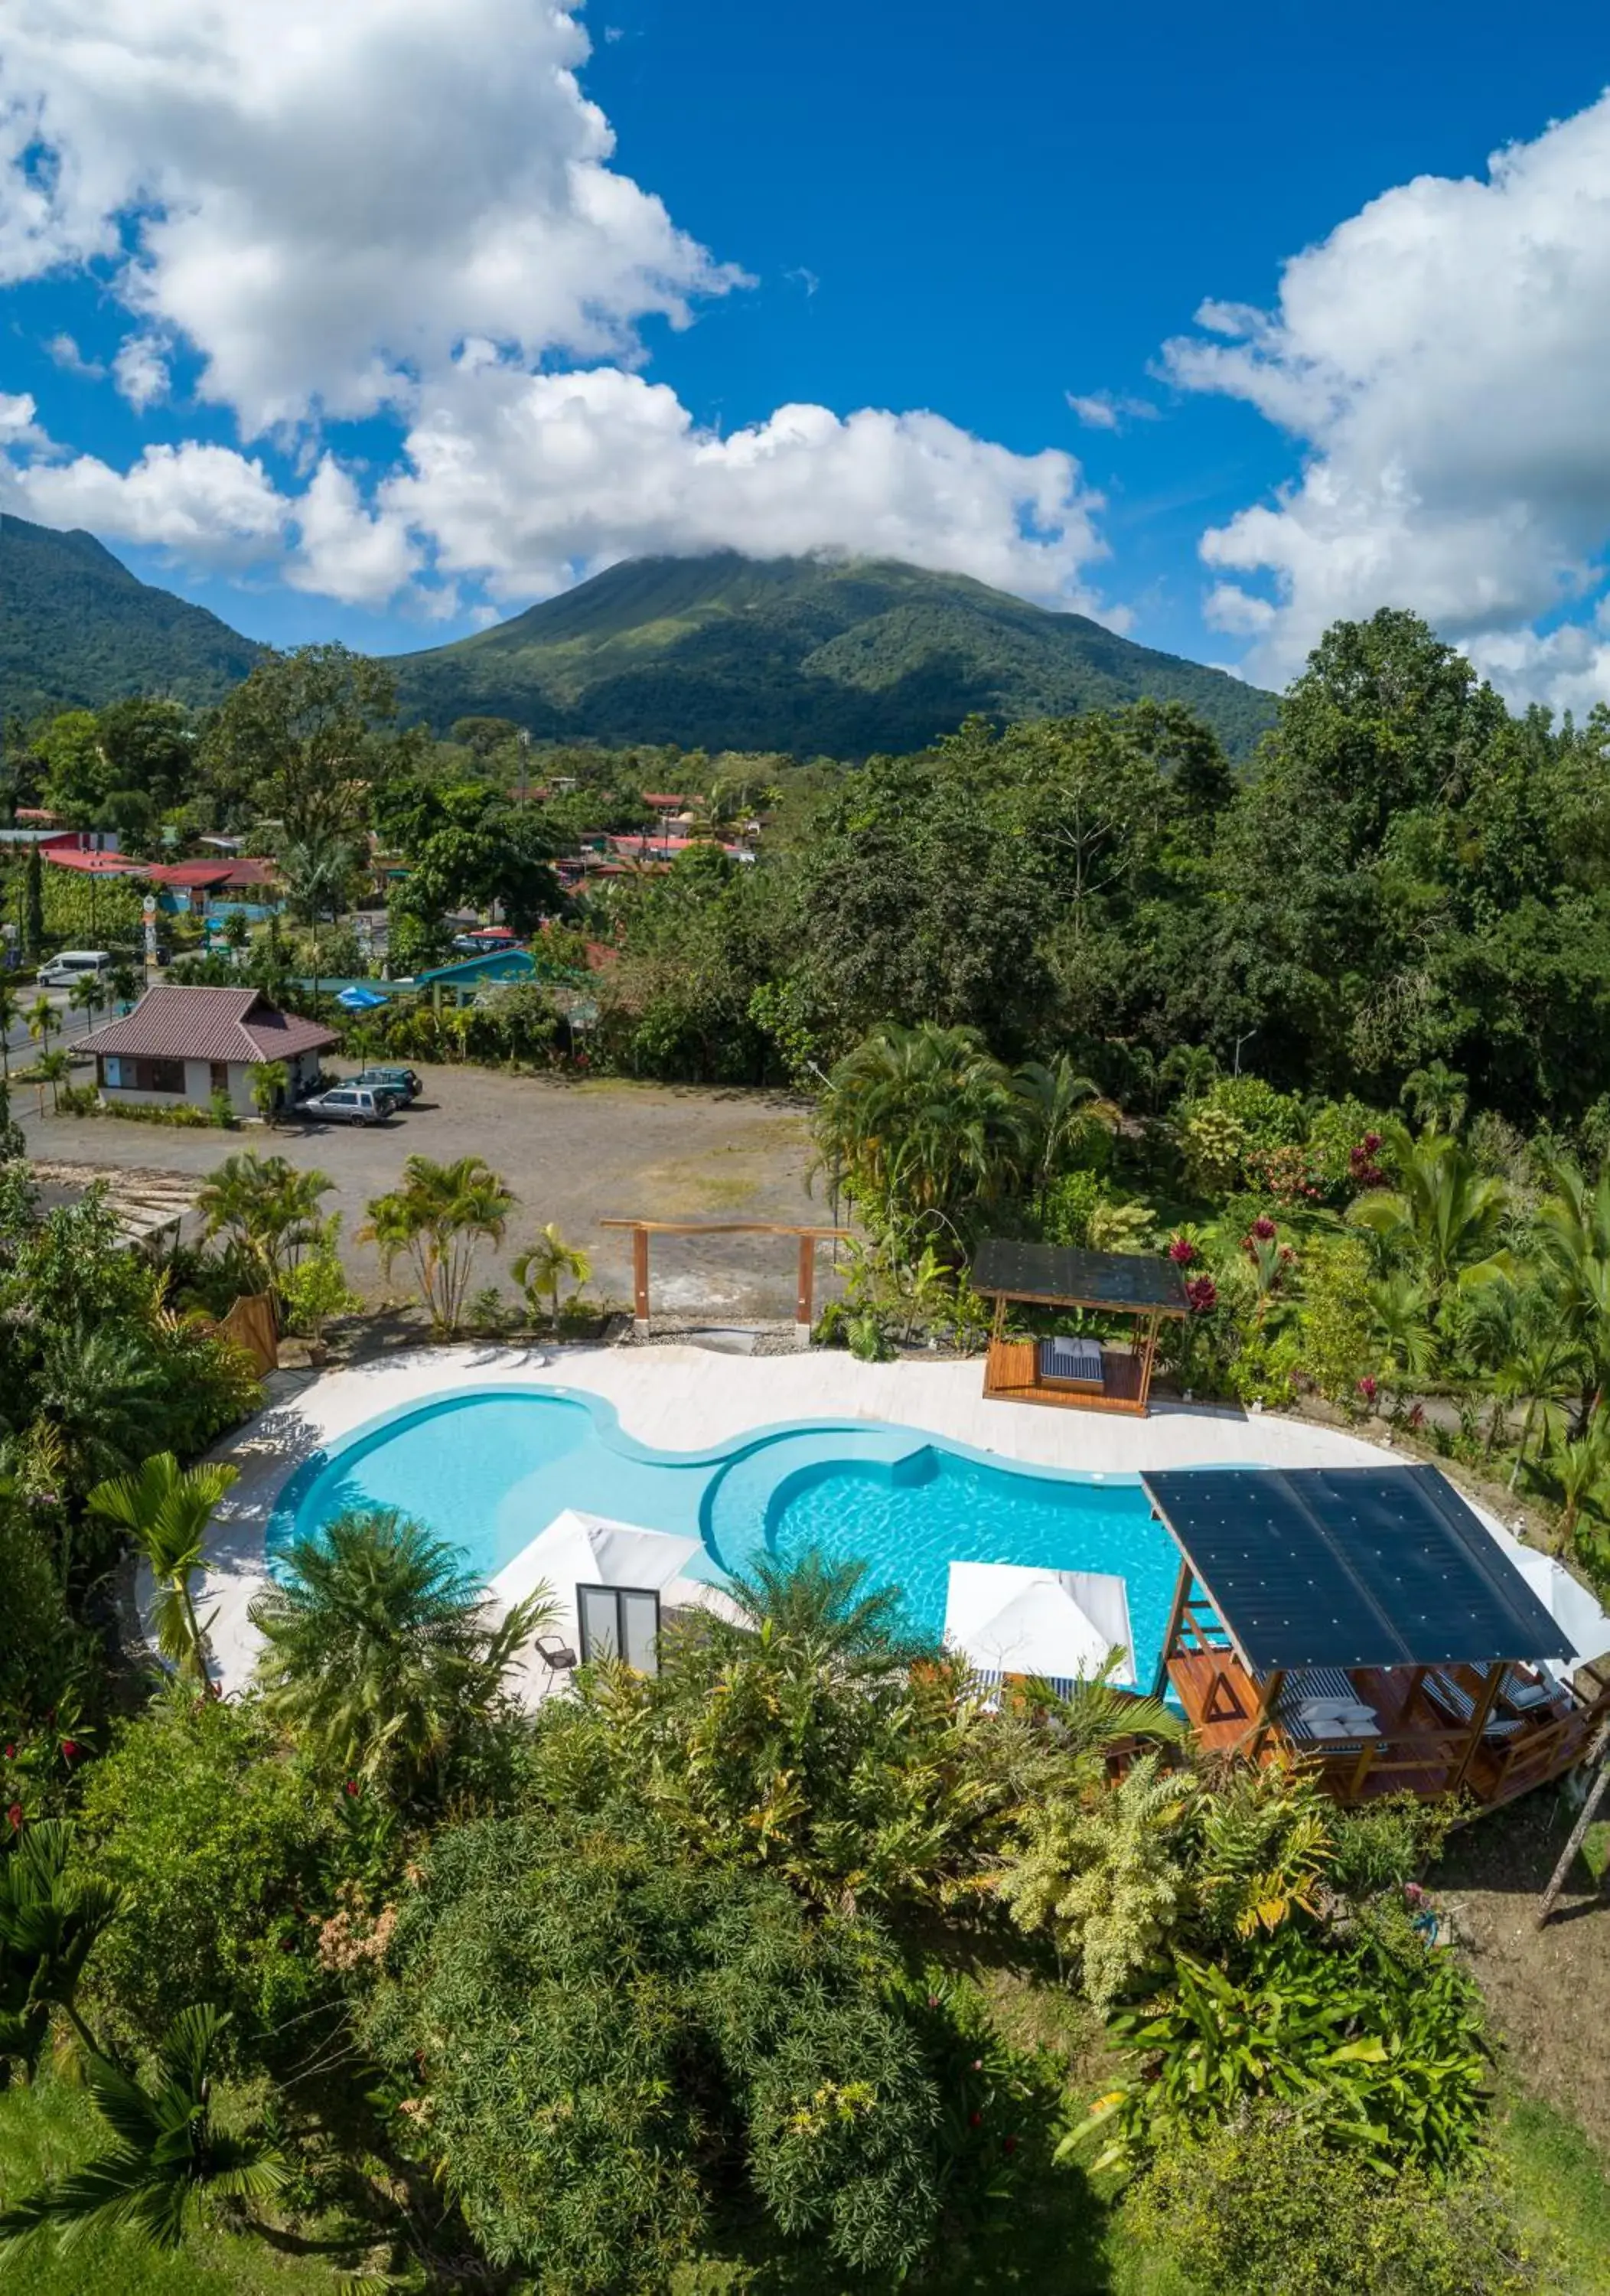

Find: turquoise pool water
<box><xmin>269</xmin><ymin>1386</ymin><xmax>1178</xmax><ymax>1677</ymax></box>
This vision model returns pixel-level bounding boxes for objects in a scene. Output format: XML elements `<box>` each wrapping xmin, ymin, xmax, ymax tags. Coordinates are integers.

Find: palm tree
<box><xmin>0</xmin><ymin>980</ymin><xmax>18</xmax><ymax>1080</ymax></box>
<box><xmin>67</xmin><ymin>971</ymin><xmax>107</xmax><ymax>1032</ymax></box>
<box><xmin>248</xmin><ymin>1508</ymin><xmax>553</xmax><ymax>1795</ymax></box>
<box><xmin>813</xmin><ymin>1021</ymin><xmax>1028</xmax><ymax>1243</ymax></box>
<box><xmin>1364</xmin><ymin>1270</ymin><xmax>1436</xmax><ymax>1391</ymax></box>
<box><xmin>34</xmin><ymin>1047</ymin><xmax>70</xmax><ymax>1115</ymax></box>
<box><xmin>1349</xmin><ymin>1121</ymin><xmax>1509</xmax><ymax>1294</ymax></box>
<box><xmin>86</xmin><ymin>1453</ymin><xmax>240</xmax><ymax>1682</ymax></box>
<box><xmin>1400</xmin><ymin>1060</ymin><xmax>1468</xmax><ymax>1133</ymax></box>
<box><xmin>0</xmin><ymin>2005</ymin><xmax>285</xmax><ymax>2257</ymax></box>
<box><xmin>25</xmin><ymin>993</ymin><xmax>59</xmax><ymax>1055</ymax></box>
<box><xmin>1540</xmin><ymin>1420</ymin><xmax>1610</xmax><ymax>1542</ymax></box>
<box><xmin>1533</xmin><ymin>1156</ymin><xmax>1610</xmax><ymax>1427</ymax></box>
<box><xmin>512</xmin><ymin>1223</ymin><xmax>592</xmax><ymax>1331</ymax></box>
<box><xmin>0</xmin><ymin>1821</ymin><xmax>123</xmax><ymax>2074</ymax></box>
<box><xmin>38</xmin><ymin>1322</ymin><xmax>169</xmax><ymax>1498</ymax></box>
<box><xmin>360</xmin><ymin>1153</ymin><xmax>516</xmax><ymax>1337</ymax></box>
<box><xmin>1014</xmin><ymin>1054</ymin><xmax>1118</xmax><ymax>1221</ymax></box>
<box><xmin>277</xmin><ymin>836</ymin><xmax>359</xmax><ymax>1009</ymax></box>
<box><xmin>709</xmin><ymin>1548</ymin><xmax>935</xmax><ymax>1682</ymax></box>
<box><xmin>250</xmin><ymin>1059</ymin><xmax>289</xmax><ymax>1127</ymax></box>
<box><xmin>197</xmin><ymin>1150</ymin><xmax>333</xmax><ymax>1286</ymax></box>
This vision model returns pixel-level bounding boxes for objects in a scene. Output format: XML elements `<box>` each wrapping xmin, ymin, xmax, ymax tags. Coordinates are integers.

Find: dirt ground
<box><xmin>1436</xmin><ymin>1791</ymin><xmax>1610</xmax><ymax>2148</ymax></box>
<box><xmin>17</xmin><ymin>1067</ymin><xmax>826</xmax><ymax>1321</ymax></box>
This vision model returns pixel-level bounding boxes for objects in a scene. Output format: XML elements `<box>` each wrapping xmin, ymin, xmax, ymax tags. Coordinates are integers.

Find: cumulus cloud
<box><xmin>0</xmin><ymin>0</ymin><xmax>742</xmax><ymax>432</ymax></box>
<box><xmin>0</xmin><ymin>0</ymin><xmax>1114</xmax><ymax>620</ymax></box>
<box><xmin>1168</xmin><ymin>93</ymin><xmax>1610</xmax><ymax>703</ymax></box>
<box><xmin>370</xmin><ymin>364</ymin><xmax>1106</xmax><ymax>609</ymax></box>
<box><xmin>44</xmin><ymin>331</ymin><xmax>103</xmax><ymax>377</ymax></box>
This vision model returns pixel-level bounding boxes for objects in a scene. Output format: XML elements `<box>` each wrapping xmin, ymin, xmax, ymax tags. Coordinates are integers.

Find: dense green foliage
<box><xmin>390</xmin><ymin>552</ymin><xmax>1279</xmax><ymax>758</ymax></box>
<box><xmin>0</xmin><ymin>514</ymin><xmax>262</xmax><ymax>723</ymax></box>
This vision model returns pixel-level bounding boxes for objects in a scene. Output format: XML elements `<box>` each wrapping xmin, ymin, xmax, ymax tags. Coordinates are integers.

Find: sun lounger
<box><xmin>1419</xmin><ymin>1666</ymin><xmax>1527</xmax><ymax>1738</ymax></box>
<box><xmin>1273</xmin><ymin>1666</ymin><xmax>1384</xmax><ymax>1752</ymax></box>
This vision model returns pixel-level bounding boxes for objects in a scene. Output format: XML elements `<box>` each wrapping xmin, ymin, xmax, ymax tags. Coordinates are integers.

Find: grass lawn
<box><xmin>1500</xmin><ymin>2096</ymin><xmax>1610</xmax><ymax>2295</ymax></box>
<box><xmin>0</xmin><ymin>2078</ymin><xmax>363</xmax><ymax>2296</ymax></box>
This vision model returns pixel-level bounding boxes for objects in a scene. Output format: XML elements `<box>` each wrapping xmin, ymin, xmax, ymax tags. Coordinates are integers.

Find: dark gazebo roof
<box><xmin>971</xmin><ymin>1239</ymin><xmax>1188</xmax><ymax>1316</ymax></box>
<box><xmin>1141</xmin><ymin>1464</ymin><xmax>1574</xmax><ymax>1673</ymax></box>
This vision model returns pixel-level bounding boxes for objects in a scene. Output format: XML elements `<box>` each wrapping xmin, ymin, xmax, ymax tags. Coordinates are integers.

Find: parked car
<box><xmin>351</xmin><ymin>1065</ymin><xmax>422</xmax><ymax>1104</ymax></box>
<box><xmin>37</xmin><ymin>949</ymin><xmax>116</xmax><ymax>987</ymax></box>
<box><xmin>298</xmin><ymin>1084</ymin><xmax>394</xmax><ymax>1126</ymax></box>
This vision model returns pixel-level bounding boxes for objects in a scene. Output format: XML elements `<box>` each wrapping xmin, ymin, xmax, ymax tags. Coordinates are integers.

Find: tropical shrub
<box><xmin>71</xmin><ymin>1692</ymin><xmax>333</xmax><ymax>2051</ymax></box>
<box><xmin>1126</xmin><ymin>2105</ymin><xmax>1534</xmax><ymax>2296</ymax></box>
<box><xmin>365</xmin><ymin>1819</ymin><xmax>946</xmax><ymax>2290</ymax></box>
<box><xmin>1192</xmin><ymin>1757</ymin><xmax>1332</xmax><ymax>1942</ymax></box>
<box><xmin>0</xmin><ymin>1494</ymin><xmax>79</xmax><ymax>1723</ymax></box>
<box><xmin>275</xmin><ymin>1238</ymin><xmax>360</xmax><ymax>1345</ymax></box>
<box><xmin>998</xmin><ymin>1753</ymin><xmax>1195</xmax><ymax>2011</ymax></box>
<box><xmin>1078</xmin><ymin>1926</ymin><xmax>1491</xmax><ymax>2176</ymax></box>
<box><xmin>1180</xmin><ymin>1104</ymin><xmax>1248</xmax><ymax>1197</ymax></box>
<box><xmin>1038</xmin><ymin>1166</ymin><xmax>1103</xmax><ymax>1247</ymax></box>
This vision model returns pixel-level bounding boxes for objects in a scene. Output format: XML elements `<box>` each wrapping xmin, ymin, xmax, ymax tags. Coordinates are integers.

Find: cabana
<box><xmin>1142</xmin><ymin>1463</ymin><xmax>1610</xmax><ymax>1808</ymax></box>
<box><xmin>971</xmin><ymin>1240</ymin><xmax>1188</xmax><ymax>1414</ymax></box>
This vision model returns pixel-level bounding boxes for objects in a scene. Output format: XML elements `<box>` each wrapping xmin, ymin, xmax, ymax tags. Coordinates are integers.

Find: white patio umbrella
<box><xmin>1498</xmin><ymin>1538</ymin><xmax>1610</xmax><ymax>1675</ymax></box>
<box><xmin>944</xmin><ymin>1560</ymin><xmax>1135</xmax><ymax>1688</ymax></box>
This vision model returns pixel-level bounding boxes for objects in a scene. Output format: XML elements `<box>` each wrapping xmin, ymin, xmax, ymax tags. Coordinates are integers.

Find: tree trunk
<box><xmin>1537</xmin><ymin>1714</ymin><xmax>1610</xmax><ymax>1927</ymax></box>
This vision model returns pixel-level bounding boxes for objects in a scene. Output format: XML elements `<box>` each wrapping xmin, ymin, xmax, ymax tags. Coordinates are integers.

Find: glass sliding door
<box><xmin>576</xmin><ymin>1584</ymin><xmax>662</xmax><ymax>1675</ymax></box>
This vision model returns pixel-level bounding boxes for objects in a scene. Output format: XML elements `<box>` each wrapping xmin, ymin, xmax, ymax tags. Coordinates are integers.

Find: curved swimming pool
<box><xmin>268</xmin><ymin>1385</ymin><xmax>1179</xmax><ymax>1675</ymax></box>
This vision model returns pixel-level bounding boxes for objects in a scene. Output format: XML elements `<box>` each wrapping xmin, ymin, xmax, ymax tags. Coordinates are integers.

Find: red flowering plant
<box><xmin>1348</xmin><ymin>1132</ymin><xmax>1387</xmax><ymax>1192</ymax></box>
<box><xmin>1240</xmin><ymin>1218</ymin><xmax>1296</xmax><ymax>1328</ymax></box>
<box><xmin>0</xmin><ymin>1695</ymin><xmax>95</xmax><ymax>1827</ymax></box>
<box><xmin>1185</xmin><ymin>1275</ymin><xmax>1218</xmax><ymax>1315</ymax></box>
<box><xmin>1247</xmin><ymin>1142</ymin><xmax>1322</xmax><ymax>1205</ymax></box>
<box><xmin>895</xmin><ymin>1968</ymin><xmax>1060</xmax><ymax>2213</ymax></box>
<box><xmin>1168</xmin><ymin>1235</ymin><xmax>1198</xmax><ymax>1267</ymax></box>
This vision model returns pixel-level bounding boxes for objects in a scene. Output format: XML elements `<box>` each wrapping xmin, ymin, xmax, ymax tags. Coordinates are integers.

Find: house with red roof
<box><xmin>77</xmin><ymin>985</ymin><xmax>337</xmax><ymax>1118</ymax></box>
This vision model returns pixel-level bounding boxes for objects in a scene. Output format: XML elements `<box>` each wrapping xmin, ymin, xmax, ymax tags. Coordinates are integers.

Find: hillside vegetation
<box><xmin>388</xmin><ymin>552</ymin><xmax>1278</xmax><ymax>758</ymax></box>
<box><xmin>0</xmin><ymin>514</ymin><xmax>262</xmax><ymax>720</ymax></box>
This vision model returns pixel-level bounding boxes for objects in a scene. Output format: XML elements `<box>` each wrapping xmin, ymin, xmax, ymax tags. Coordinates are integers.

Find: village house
<box><xmin>76</xmin><ymin>983</ymin><xmax>337</xmax><ymax>1118</ymax></box>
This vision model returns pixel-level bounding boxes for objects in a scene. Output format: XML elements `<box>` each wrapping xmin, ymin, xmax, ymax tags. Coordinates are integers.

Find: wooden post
<box><xmin>1137</xmin><ymin>1311</ymin><xmax>1162</xmax><ymax>1411</ymax></box>
<box><xmin>1537</xmin><ymin>1711</ymin><xmax>1610</xmax><ymax>1927</ymax></box>
<box><xmin>1152</xmin><ymin>1554</ymin><xmax>1192</xmax><ymax>1699</ymax></box>
<box><xmin>632</xmin><ymin>1225</ymin><xmax>650</xmax><ymax>1335</ymax></box>
<box><xmin>1247</xmin><ymin>1666</ymin><xmax>1286</xmax><ymax>1763</ymax></box>
<box><xmin>795</xmin><ymin>1232</ymin><xmax>814</xmax><ymax>1348</ymax></box>
<box><xmin>1451</xmin><ymin>1662</ymin><xmax>1504</xmax><ymax>1792</ymax></box>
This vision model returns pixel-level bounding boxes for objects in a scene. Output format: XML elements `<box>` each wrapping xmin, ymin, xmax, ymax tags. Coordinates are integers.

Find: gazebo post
<box><xmin>1247</xmin><ymin>1666</ymin><xmax>1286</xmax><ymax>1763</ymax></box>
<box><xmin>1152</xmin><ymin>1555</ymin><xmax>1193</xmax><ymax>1699</ymax></box>
<box><xmin>1451</xmin><ymin>1662</ymin><xmax>1505</xmax><ymax>1792</ymax></box>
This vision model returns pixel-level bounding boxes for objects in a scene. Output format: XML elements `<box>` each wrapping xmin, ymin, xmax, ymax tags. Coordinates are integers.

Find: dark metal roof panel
<box><xmin>1140</xmin><ymin>1463</ymin><xmax>1573</xmax><ymax>1671</ymax></box>
<box><xmin>973</xmin><ymin>1238</ymin><xmax>1188</xmax><ymax>1313</ymax></box>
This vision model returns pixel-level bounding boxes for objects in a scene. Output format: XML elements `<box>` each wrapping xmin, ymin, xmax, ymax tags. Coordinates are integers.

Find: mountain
<box><xmin>389</xmin><ymin>553</ymin><xmax>1278</xmax><ymax>758</ymax></box>
<box><xmin>1</xmin><ymin>512</ymin><xmax>263</xmax><ymax>723</ymax></box>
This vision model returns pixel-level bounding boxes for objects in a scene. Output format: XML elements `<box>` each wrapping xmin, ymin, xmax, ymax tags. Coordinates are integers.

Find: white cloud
<box><xmin>0</xmin><ymin>0</ymin><xmax>742</xmax><ymax>432</ymax></box>
<box><xmin>112</xmin><ymin>333</ymin><xmax>169</xmax><ymax>409</ymax></box>
<box><xmin>0</xmin><ymin>1</ymin><xmax>1116</xmax><ymax>623</ymax></box>
<box><xmin>1168</xmin><ymin>92</ymin><xmax>1610</xmax><ymax>704</ymax></box>
<box><xmin>369</xmin><ymin>363</ymin><xmax>1106</xmax><ymax>611</ymax></box>
<box><xmin>44</xmin><ymin>331</ymin><xmax>103</xmax><ymax>377</ymax></box>
<box><xmin>1066</xmin><ymin>390</ymin><xmax>1158</xmax><ymax>432</ymax></box>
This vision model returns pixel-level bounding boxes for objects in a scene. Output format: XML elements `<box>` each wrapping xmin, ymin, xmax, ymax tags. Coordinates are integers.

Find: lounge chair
<box><xmin>1273</xmin><ymin>1666</ymin><xmax>1384</xmax><ymax>1752</ymax></box>
<box><xmin>1419</xmin><ymin>1666</ymin><xmax>1527</xmax><ymax>1738</ymax></box>
<box><xmin>1038</xmin><ymin>1336</ymin><xmax>1103</xmax><ymax>1393</ymax></box>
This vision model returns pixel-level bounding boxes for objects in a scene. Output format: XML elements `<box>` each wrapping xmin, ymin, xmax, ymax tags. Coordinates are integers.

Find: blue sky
<box><xmin>3</xmin><ymin>2</ymin><xmax>1610</xmax><ymax>706</ymax></box>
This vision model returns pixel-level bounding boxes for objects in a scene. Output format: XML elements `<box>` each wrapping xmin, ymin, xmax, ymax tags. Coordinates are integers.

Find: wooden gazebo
<box><xmin>971</xmin><ymin>1239</ymin><xmax>1189</xmax><ymax>1416</ymax></box>
<box><xmin>1143</xmin><ymin>1463</ymin><xmax>1610</xmax><ymax>1809</ymax></box>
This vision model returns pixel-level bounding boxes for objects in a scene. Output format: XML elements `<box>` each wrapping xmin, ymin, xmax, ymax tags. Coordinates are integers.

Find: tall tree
<box><xmin>200</xmin><ymin>644</ymin><xmax>412</xmax><ymax>844</ymax></box>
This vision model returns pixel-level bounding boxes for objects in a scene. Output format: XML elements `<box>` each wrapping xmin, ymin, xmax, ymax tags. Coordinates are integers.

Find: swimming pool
<box><xmin>268</xmin><ymin>1385</ymin><xmax>1180</xmax><ymax>1678</ymax></box>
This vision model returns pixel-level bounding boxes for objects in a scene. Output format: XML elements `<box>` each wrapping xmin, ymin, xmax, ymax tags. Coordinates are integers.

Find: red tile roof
<box><xmin>144</xmin><ymin>862</ymin><xmax>236</xmax><ymax>889</ymax></box>
<box><xmin>78</xmin><ymin>986</ymin><xmax>338</xmax><ymax>1066</ymax></box>
<box><xmin>41</xmin><ymin>847</ymin><xmax>145</xmax><ymax>875</ymax></box>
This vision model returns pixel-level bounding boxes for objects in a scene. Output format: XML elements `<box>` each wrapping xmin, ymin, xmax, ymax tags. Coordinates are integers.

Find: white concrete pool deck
<box><xmin>170</xmin><ymin>1341</ymin><xmax>1421</xmax><ymax>1694</ymax></box>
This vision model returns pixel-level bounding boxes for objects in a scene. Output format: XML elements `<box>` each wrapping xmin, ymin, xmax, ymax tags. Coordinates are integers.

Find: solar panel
<box><xmin>972</xmin><ymin>1239</ymin><xmax>1188</xmax><ymax>1313</ymax></box>
<box><xmin>1140</xmin><ymin>1464</ymin><xmax>1574</xmax><ymax>1671</ymax></box>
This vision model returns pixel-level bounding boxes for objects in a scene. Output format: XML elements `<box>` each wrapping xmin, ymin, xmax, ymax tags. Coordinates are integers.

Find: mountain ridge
<box><xmin>389</xmin><ymin>552</ymin><xmax>1278</xmax><ymax>758</ymax></box>
<box><xmin>0</xmin><ymin>511</ymin><xmax>264</xmax><ymax>722</ymax></box>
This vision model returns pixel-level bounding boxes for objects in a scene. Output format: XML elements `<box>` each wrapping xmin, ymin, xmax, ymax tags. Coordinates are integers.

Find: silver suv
<box><xmin>298</xmin><ymin>1084</ymin><xmax>394</xmax><ymax>1126</ymax></box>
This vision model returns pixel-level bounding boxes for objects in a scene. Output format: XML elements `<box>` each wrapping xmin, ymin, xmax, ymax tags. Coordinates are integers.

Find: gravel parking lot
<box><xmin>17</xmin><ymin>1065</ymin><xmax>826</xmax><ymax>1321</ymax></box>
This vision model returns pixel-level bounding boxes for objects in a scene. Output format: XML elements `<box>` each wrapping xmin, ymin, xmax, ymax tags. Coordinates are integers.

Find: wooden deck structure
<box><xmin>1144</xmin><ymin>1463</ymin><xmax>1610</xmax><ymax>1812</ymax></box>
<box><xmin>598</xmin><ymin>1218</ymin><xmax>852</xmax><ymax>1339</ymax></box>
<box><xmin>972</xmin><ymin>1240</ymin><xmax>1189</xmax><ymax>1416</ymax></box>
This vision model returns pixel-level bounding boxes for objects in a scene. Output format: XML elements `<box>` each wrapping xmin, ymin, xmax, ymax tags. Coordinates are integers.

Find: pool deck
<box><xmin>165</xmin><ymin>1343</ymin><xmax>1512</xmax><ymax>1696</ymax></box>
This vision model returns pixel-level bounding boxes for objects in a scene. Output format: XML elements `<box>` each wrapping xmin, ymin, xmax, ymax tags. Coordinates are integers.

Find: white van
<box><xmin>37</xmin><ymin>950</ymin><xmax>116</xmax><ymax>988</ymax></box>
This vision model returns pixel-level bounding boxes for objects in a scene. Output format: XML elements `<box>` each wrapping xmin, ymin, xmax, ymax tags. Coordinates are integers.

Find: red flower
<box><xmin>59</xmin><ymin>1739</ymin><xmax>80</xmax><ymax>1763</ymax></box>
<box><xmin>1003</xmin><ymin>2135</ymin><xmax>1018</xmax><ymax>2156</ymax></box>
<box><xmin>1357</xmin><ymin>1375</ymin><xmax>1378</xmax><ymax>1403</ymax></box>
<box><xmin>343</xmin><ymin>1779</ymin><xmax>360</xmax><ymax>1798</ymax></box>
<box><xmin>2</xmin><ymin>1746</ymin><xmax>14</xmax><ymax>1762</ymax></box>
<box><xmin>1185</xmin><ymin>1275</ymin><xmax>1217</xmax><ymax>1315</ymax></box>
<box><xmin>1168</xmin><ymin>1236</ymin><xmax>1198</xmax><ymax>1267</ymax></box>
<box><xmin>1251</xmin><ymin>1214</ymin><xmax>1277</xmax><ymax>1241</ymax></box>
<box><xmin>969</xmin><ymin>2110</ymin><xmax>983</xmax><ymax>2127</ymax></box>
<box><xmin>1278</xmin><ymin>1244</ymin><xmax>1295</xmax><ymax>1264</ymax></box>
<box><xmin>6</xmin><ymin>1804</ymin><xmax>21</xmax><ymax>1831</ymax></box>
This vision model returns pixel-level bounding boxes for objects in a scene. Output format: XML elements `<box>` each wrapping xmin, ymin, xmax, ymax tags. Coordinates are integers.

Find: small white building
<box><xmin>77</xmin><ymin>985</ymin><xmax>337</xmax><ymax>1119</ymax></box>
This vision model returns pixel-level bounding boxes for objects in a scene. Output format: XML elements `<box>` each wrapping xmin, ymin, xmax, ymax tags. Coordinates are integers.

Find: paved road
<box><xmin>15</xmin><ymin>1066</ymin><xmax>826</xmax><ymax>1320</ymax></box>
